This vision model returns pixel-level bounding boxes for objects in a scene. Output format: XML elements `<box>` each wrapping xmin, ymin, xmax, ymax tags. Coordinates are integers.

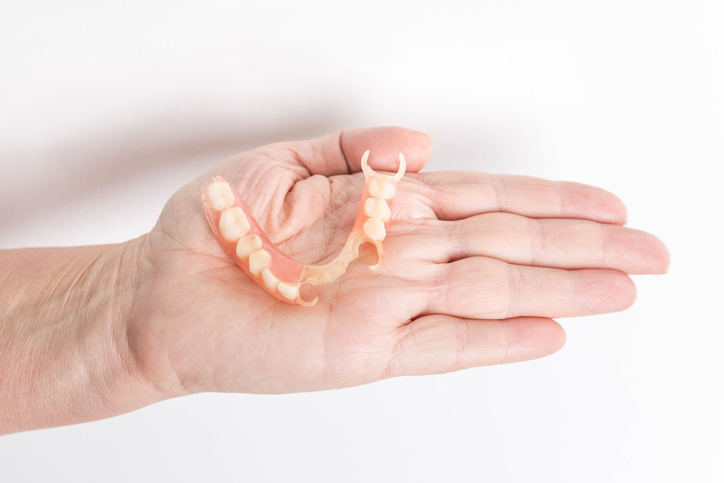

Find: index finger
<box><xmin>417</xmin><ymin>171</ymin><xmax>628</xmax><ymax>224</ymax></box>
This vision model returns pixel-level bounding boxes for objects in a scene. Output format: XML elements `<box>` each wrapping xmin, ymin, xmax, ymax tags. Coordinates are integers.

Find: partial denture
<box><xmin>202</xmin><ymin>151</ymin><xmax>406</xmax><ymax>306</ymax></box>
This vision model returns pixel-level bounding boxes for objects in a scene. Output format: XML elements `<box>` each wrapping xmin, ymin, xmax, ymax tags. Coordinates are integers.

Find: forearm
<box><xmin>0</xmin><ymin>238</ymin><xmax>161</xmax><ymax>435</ymax></box>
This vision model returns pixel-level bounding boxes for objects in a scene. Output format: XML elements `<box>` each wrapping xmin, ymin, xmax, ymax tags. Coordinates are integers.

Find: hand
<box><xmin>129</xmin><ymin>126</ymin><xmax>669</xmax><ymax>397</ymax></box>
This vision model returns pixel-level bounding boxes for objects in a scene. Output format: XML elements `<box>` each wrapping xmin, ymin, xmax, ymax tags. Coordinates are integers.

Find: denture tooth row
<box><xmin>205</xmin><ymin>181</ymin><xmax>299</xmax><ymax>303</ymax></box>
<box><xmin>362</xmin><ymin>180</ymin><xmax>393</xmax><ymax>242</ymax></box>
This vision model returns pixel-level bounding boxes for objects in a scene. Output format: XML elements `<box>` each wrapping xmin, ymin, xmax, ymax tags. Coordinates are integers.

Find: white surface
<box><xmin>1</xmin><ymin>1</ymin><xmax>722</xmax><ymax>481</ymax></box>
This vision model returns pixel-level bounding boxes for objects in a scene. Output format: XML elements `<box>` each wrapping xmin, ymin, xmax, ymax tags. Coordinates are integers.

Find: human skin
<box><xmin>0</xmin><ymin>126</ymin><xmax>670</xmax><ymax>435</ymax></box>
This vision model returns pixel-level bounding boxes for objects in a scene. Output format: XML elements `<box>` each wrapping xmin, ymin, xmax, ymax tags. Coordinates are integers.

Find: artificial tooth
<box><xmin>207</xmin><ymin>182</ymin><xmax>235</xmax><ymax>211</ymax></box>
<box><xmin>277</xmin><ymin>281</ymin><xmax>300</xmax><ymax>301</ymax></box>
<box><xmin>363</xmin><ymin>217</ymin><xmax>386</xmax><ymax>241</ymax></box>
<box><xmin>364</xmin><ymin>197</ymin><xmax>391</xmax><ymax>222</ymax></box>
<box><xmin>368</xmin><ymin>178</ymin><xmax>396</xmax><ymax>200</ymax></box>
<box><xmin>261</xmin><ymin>268</ymin><xmax>279</xmax><ymax>291</ymax></box>
<box><xmin>248</xmin><ymin>249</ymin><xmax>272</xmax><ymax>275</ymax></box>
<box><xmin>219</xmin><ymin>207</ymin><xmax>251</xmax><ymax>242</ymax></box>
<box><xmin>236</xmin><ymin>235</ymin><xmax>263</xmax><ymax>259</ymax></box>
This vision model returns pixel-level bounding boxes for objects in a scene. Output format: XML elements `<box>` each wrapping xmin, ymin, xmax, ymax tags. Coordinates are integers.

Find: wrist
<box><xmin>0</xmin><ymin>237</ymin><xmax>164</xmax><ymax>435</ymax></box>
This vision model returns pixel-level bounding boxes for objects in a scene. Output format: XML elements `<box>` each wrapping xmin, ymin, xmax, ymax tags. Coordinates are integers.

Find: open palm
<box><xmin>128</xmin><ymin>127</ymin><xmax>669</xmax><ymax>398</ymax></box>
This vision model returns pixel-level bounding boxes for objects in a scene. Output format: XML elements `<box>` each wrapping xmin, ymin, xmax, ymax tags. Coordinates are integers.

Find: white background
<box><xmin>1</xmin><ymin>1</ymin><xmax>722</xmax><ymax>481</ymax></box>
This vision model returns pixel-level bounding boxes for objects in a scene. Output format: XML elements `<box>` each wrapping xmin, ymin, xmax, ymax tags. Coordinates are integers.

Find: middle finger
<box><xmin>423</xmin><ymin>257</ymin><xmax>636</xmax><ymax>320</ymax></box>
<box><xmin>395</xmin><ymin>212</ymin><xmax>669</xmax><ymax>274</ymax></box>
